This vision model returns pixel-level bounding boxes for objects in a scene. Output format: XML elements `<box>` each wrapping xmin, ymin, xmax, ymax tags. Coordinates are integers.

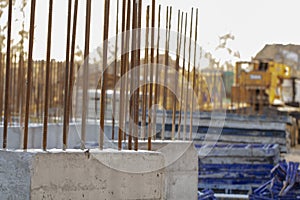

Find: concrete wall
<box><xmin>0</xmin><ymin>150</ymin><xmax>165</xmax><ymax>200</ymax></box>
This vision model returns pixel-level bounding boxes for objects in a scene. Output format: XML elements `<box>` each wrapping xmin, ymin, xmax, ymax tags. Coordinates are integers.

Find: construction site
<box><xmin>0</xmin><ymin>0</ymin><xmax>300</xmax><ymax>199</ymax></box>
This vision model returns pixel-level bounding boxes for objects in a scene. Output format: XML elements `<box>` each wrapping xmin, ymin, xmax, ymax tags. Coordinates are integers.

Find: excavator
<box><xmin>231</xmin><ymin>60</ymin><xmax>291</xmax><ymax>110</ymax></box>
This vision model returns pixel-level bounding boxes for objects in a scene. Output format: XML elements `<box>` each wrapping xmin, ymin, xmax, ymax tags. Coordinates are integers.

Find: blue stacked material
<box><xmin>197</xmin><ymin>144</ymin><xmax>280</xmax><ymax>193</ymax></box>
<box><xmin>249</xmin><ymin>160</ymin><xmax>300</xmax><ymax>200</ymax></box>
<box><xmin>198</xmin><ymin>189</ymin><xmax>217</xmax><ymax>200</ymax></box>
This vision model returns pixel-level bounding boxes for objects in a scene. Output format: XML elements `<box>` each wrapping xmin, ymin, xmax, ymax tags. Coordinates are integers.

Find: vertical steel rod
<box><xmin>183</xmin><ymin>8</ymin><xmax>193</xmax><ymax>140</ymax></box>
<box><xmin>153</xmin><ymin>5</ymin><xmax>161</xmax><ymax>139</ymax></box>
<box><xmin>128</xmin><ymin>0</ymin><xmax>136</xmax><ymax>150</ymax></box>
<box><xmin>118</xmin><ymin>0</ymin><xmax>127</xmax><ymax>150</ymax></box>
<box><xmin>112</xmin><ymin>0</ymin><xmax>119</xmax><ymax>141</ymax></box>
<box><xmin>134</xmin><ymin>0</ymin><xmax>142</xmax><ymax>151</ymax></box>
<box><xmin>161</xmin><ymin>6</ymin><xmax>170</xmax><ymax>140</ymax></box>
<box><xmin>67</xmin><ymin>0</ymin><xmax>78</xmax><ymax>145</ymax></box>
<box><xmin>123</xmin><ymin>0</ymin><xmax>131</xmax><ymax>142</ymax></box>
<box><xmin>171</xmin><ymin>10</ymin><xmax>181</xmax><ymax>140</ymax></box>
<box><xmin>81</xmin><ymin>0</ymin><xmax>92</xmax><ymax>149</ymax></box>
<box><xmin>42</xmin><ymin>0</ymin><xmax>53</xmax><ymax>151</ymax></box>
<box><xmin>148</xmin><ymin>0</ymin><xmax>155</xmax><ymax>150</ymax></box>
<box><xmin>161</xmin><ymin>7</ymin><xmax>169</xmax><ymax>141</ymax></box>
<box><xmin>190</xmin><ymin>8</ymin><xmax>198</xmax><ymax>140</ymax></box>
<box><xmin>3</xmin><ymin>0</ymin><xmax>12</xmax><ymax>148</ymax></box>
<box><xmin>24</xmin><ymin>0</ymin><xmax>36</xmax><ymax>149</ymax></box>
<box><xmin>130</xmin><ymin>0</ymin><xmax>138</xmax><ymax>150</ymax></box>
<box><xmin>62</xmin><ymin>0</ymin><xmax>72</xmax><ymax>150</ymax></box>
<box><xmin>177</xmin><ymin>13</ymin><xmax>187</xmax><ymax>139</ymax></box>
<box><xmin>100</xmin><ymin>0</ymin><xmax>110</xmax><ymax>150</ymax></box>
<box><xmin>141</xmin><ymin>6</ymin><xmax>150</xmax><ymax>141</ymax></box>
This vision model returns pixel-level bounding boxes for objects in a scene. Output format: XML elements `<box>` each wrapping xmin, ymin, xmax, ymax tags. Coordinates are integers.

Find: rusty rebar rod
<box><xmin>112</xmin><ymin>0</ymin><xmax>119</xmax><ymax>141</ymax></box>
<box><xmin>175</xmin><ymin>12</ymin><xmax>184</xmax><ymax>140</ymax></box>
<box><xmin>190</xmin><ymin>8</ymin><xmax>198</xmax><ymax>140</ymax></box>
<box><xmin>161</xmin><ymin>6</ymin><xmax>170</xmax><ymax>140</ymax></box>
<box><xmin>134</xmin><ymin>0</ymin><xmax>142</xmax><ymax>151</ymax></box>
<box><xmin>177</xmin><ymin>13</ymin><xmax>187</xmax><ymax>139</ymax></box>
<box><xmin>141</xmin><ymin>5</ymin><xmax>150</xmax><ymax>141</ymax></box>
<box><xmin>148</xmin><ymin>0</ymin><xmax>155</xmax><ymax>150</ymax></box>
<box><xmin>42</xmin><ymin>0</ymin><xmax>53</xmax><ymax>151</ymax></box>
<box><xmin>81</xmin><ymin>0</ymin><xmax>92</xmax><ymax>149</ymax></box>
<box><xmin>123</xmin><ymin>0</ymin><xmax>131</xmax><ymax>142</ymax></box>
<box><xmin>183</xmin><ymin>8</ymin><xmax>193</xmax><ymax>140</ymax></box>
<box><xmin>62</xmin><ymin>0</ymin><xmax>72</xmax><ymax>150</ymax></box>
<box><xmin>153</xmin><ymin>4</ymin><xmax>161</xmax><ymax>139</ymax></box>
<box><xmin>100</xmin><ymin>0</ymin><xmax>110</xmax><ymax>150</ymax></box>
<box><xmin>3</xmin><ymin>0</ymin><xmax>13</xmax><ymax>149</ymax></box>
<box><xmin>171</xmin><ymin>10</ymin><xmax>182</xmax><ymax>140</ymax></box>
<box><xmin>128</xmin><ymin>0</ymin><xmax>136</xmax><ymax>150</ymax></box>
<box><xmin>117</xmin><ymin>0</ymin><xmax>127</xmax><ymax>150</ymax></box>
<box><xmin>123</xmin><ymin>0</ymin><xmax>131</xmax><ymax>141</ymax></box>
<box><xmin>130</xmin><ymin>0</ymin><xmax>139</xmax><ymax>150</ymax></box>
<box><xmin>67</xmin><ymin>0</ymin><xmax>78</xmax><ymax>141</ymax></box>
<box><xmin>24</xmin><ymin>0</ymin><xmax>36</xmax><ymax>150</ymax></box>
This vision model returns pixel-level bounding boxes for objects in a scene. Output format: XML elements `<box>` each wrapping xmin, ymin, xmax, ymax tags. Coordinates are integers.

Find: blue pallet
<box><xmin>197</xmin><ymin>144</ymin><xmax>279</xmax><ymax>193</ymax></box>
<box><xmin>250</xmin><ymin>161</ymin><xmax>300</xmax><ymax>200</ymax></box>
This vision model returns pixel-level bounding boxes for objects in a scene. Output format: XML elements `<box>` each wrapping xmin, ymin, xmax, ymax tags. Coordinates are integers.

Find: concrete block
<box><xmin>139</xmin><ymin>141</ymin><xmax>198</xmax><ymax>200</ymax></box>
<box><xmin>0</xmin><ymin>150</ymin><xmax>165</xmax><ymax>200</ymax></box>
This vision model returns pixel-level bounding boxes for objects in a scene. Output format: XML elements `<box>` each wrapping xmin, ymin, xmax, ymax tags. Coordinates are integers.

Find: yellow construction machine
<box><xmin>231</xmin><ymin>60</ymin><xmax>291</xmax><ymax>109</ymax></box>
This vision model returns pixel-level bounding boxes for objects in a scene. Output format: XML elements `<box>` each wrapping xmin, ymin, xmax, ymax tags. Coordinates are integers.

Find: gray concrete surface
<box><xmin>0</xmin><ymin>150</ymin><xmax>165</xmax><ymax>200</ymax></box>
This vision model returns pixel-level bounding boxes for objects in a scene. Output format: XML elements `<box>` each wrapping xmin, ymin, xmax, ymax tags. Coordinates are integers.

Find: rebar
<box><xmin>118</xmin><ymin>0</ymin><xmax>127</xmax><ymax>150</ymax></box>
<box><xmin>128</xmin><ymin>0</ymin><xmax>136</xmax><ymax>150</ymax></box>
<box><xmin>183</xmin><ymin>8</ymin><xmax>193</xmax><ymax>140</ymax></box>
<box><xmin>3</xmin><ymin>0</ymin><xmax>13</xmax><ymax>149</ymax></box>
<box><xmin>134</xmin><ymin>0</ymin><xmax>142</xmax><ymax>151</ymax></box>
<box><xmin>162</xmin><ymin>6</ymin><xmax>172</xmax><ymax>140</ymax></box>
<box><xmin>81</xmin><ymin>0</ymin><xmax>92</xmax><ymax>149</ymax></box>
<box><xmin>177</xmin><ymin>13</ymin><xmax>187</xmax><ymax>139</ymax></box>
<box><xmin>112</xmin><ymin>0</ymin><xmax>119</xmax><ymax>141</ymax></box>
<box><xmin>190</xmin><ymin>8</ymin><xmax>198</xmax><ymax>140</ymax></box>
<box><xmin>123</xmin><ymin>0</ymin><xmax>131</xmax><ymax>143</ymax></box>
<box><xmin>141</xmin><ymin>5</ymin><xmax>150</xmax><ymax>141</ymax></box>
<box><xmin>100</xmin><ymin>0</ymin><xmax>110</xmax><ymax>150</ymax></box>
<box><xmin>62</xmin><ymin>0</ymin><xmax>72</xmax><ymax>150</ymax></box>
<box><xmin>153</xmin><ymin>4</ymin><xmax>161</xmax><ymax>139</ymax></box>
<box><xmin>24</xmin><ymin>0</ymin><xmax>36</xmax><ymax>150</ymax></box>
<box><xmin>67</xmin><ymin>0</ymin><xmax>78</xmax><ymax>144</ymax></box>
<box><xmin>171</xmin><ymin>10</ymin><xmax>182</xmax><ymax>140</ymax></box>
<box><xmin>148</xmin><ymin>0</ymin><xmax>155</xmax><ymax>151</ymax></box>
<box><xmin>42</xmin><ymin>0</ymin><xmax>53</xmax><ymax>151</ymax></box>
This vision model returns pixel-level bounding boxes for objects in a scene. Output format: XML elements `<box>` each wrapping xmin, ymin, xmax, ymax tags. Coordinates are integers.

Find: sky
<box><xmin>3</xmin><ymin>0</ymin><xmax>300</xmax><ymax>64</ymax></box>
